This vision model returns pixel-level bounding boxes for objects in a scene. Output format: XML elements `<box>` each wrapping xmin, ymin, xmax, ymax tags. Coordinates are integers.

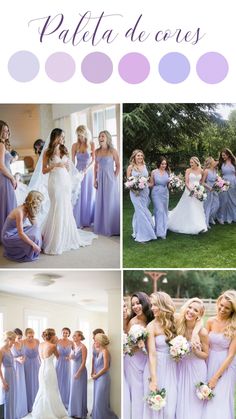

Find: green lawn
<box><xmin>123</xmin><ymin>192</ymin><xmax>236</xmax><ymax>268</ymax></box>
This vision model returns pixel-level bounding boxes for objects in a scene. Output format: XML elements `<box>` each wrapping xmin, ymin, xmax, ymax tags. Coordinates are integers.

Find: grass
<box><xmin>123</xmin><ymin>192</ymin><xmax>236</xmax><ymax>268</ymax></box>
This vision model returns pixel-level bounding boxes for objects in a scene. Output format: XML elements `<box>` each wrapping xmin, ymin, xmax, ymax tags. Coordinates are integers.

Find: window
<box><xmin>26</xmin><ymin>314</ymin><xmax>48</xmax><ymax>340</ymax></box>
<box><xmin>11</xmin><ymin>160</ymin><xmax>25</xmax><ymax>175</ymax></box>
<box><xmin>92</xmin><ymin>105</ymin><xmax>117</xmax><ymax>149</ymax></box>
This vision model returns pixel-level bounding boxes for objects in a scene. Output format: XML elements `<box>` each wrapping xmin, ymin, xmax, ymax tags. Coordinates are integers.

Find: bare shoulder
<box><xmin>206</xmin><ymin>316</ymin><xmax>215</xmax><ymax>329</ymax></box>
<box><xmin>199</xmin><ymin>327</ymin><xmax>208</xmax><ymax>337</ymax></box>
<box><xmin>146</xmin><ymin>320</ymin><xmax>155</xmax><ymax>332</ymax></box>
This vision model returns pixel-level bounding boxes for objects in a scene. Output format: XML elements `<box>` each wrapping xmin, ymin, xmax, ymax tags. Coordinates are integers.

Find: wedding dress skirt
<box><xmin>32</xmin><ymin>355</ymin><xmax>68</xmax><ymax>419</ymax></box>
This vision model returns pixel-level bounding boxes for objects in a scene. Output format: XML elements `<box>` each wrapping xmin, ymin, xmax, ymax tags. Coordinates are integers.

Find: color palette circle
<box><xmin>81</xmin><ymin>52</ymin><xmax>113</xmax><ymax>83</ymax></box>
<box><xmin>118</xmin><ymin>53</ymin><xmax>150</xmax><ymax>84</ymax></box>
<box><xmin>159</xmin><ymin>52</ymin><xmax>190</xmax><ymax>83</ymax></box>
<box><xmin>45</xmin><ymin>52</ymin><xmax>76</xmax><ymax>82</ymax></box>
<box><xmin>196</xmin><ymin>52</ymin><xmax>229</xmax><ymax>84</ymax></box>
<box><xmin>8</xmin><ymin>51</ymin><xmax>40</xmax><ymax>82</ymax></box>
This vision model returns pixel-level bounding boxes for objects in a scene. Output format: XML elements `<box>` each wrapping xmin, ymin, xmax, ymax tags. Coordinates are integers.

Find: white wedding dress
<box><xmin>32</xmin><ymin>354</ymin><xmax>68</xmax><ymax>419</ymax></box>
<box><xmin>42</xmin><ymin>155</ymin><xmax>97</xmax><ymax>254</ymax></box>
<box><xmin>168</xmin><ymin>172</ymin><xmax>207</xmax><ymax>234</ymax></box>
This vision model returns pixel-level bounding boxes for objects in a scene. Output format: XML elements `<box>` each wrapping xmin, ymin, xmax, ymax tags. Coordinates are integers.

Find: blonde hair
<box><xmin>98</xmin><ymin>130</ymin><xmax>113</xmax><ymax>149</ymax></box>
<box><xmin>74</xmin><ymin>330</ymin><xmax>85</xmax><ymax>341</ymax></box>
<box><xmin>76</xmin><ymin>125</ymin><xmax>92</xmax><ymax>151</ymax></box>
<box><xmin>3</xmin><ymin>331</ymin><xmax>16</xmax><ymax>342</ymax></box>
<box><xmin>150</xmin><ymin>292</ymin><xmax>176</xmax><ymax>341</ymax></box>
<box><xmin>129</xmin><ymin>149</ymin><xmax>145</xmax><ymax>171</ymax></box>
<box><xmin>217</xmin><ymin>290</ymin><xmax>236</xmax><ymax>339</ymax></box>
<box><xmin>95</xmin><ymin>333</ymin><xmax>110</xmax><ymax>347</ymax></box>
<box><xmin>176</xmin><ymin>298</ymin><xmax>205</xmax><ymax>345</ymax></box>
<box><xmin>24</xmin><ymin>190</ymin><xmax>44</xmax><ymax>222</ymax></box>
<box><xmin>190</xmin><ymin>156</ymin><xmax>201</xmax><ymax>168</ymax></box>
<box><xmin>204</xmin><ymin>157</ymin><xmax>215</xmax><ymax>170</ymax></box>
<box><xmin>25</xmin><ymin>328</ymin><xmax>34</xmax><ymax>336</ymax></box>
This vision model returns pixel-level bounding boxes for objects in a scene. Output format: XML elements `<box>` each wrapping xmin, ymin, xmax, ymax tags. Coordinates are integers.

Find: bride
<box><xmin>168</xmin><ymin>156</ymin><xmax>207</xmax><ymax>234</ymax></box>
<box><xmin>32</xmin><ymin>328</ymin><xmax>68</xmax><ymax>419</ymax></box>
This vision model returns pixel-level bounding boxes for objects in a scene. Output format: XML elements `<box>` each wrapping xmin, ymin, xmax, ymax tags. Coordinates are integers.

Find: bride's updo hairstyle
<box><xmin>150</xmin><ymin>292</ymin><xmax>176</xmax><ymax>341</ymax></box>
<box><xmin>190</xmin><ymin>156</ymin><xmax>201</xmax><ymax>167</ymax></box>
<box><xmin>24</xmin><ymin>190</ymin><xmax>44</xmax><ymax>222</ymax></box>
<box><xmin>42</xmin><ymin>328</ymin><xmax>56</xmax><ymax>341</ymax></box>
<box><xmin>176</xmin><ymin>298</ymin><xmax>205</xmax><ymax>346</ymax></box>
<box><xmin>46</xmin><ymin>128</ymin><xmax>69</xmax><ymax>160</ymax></box>
<box><xmin>217</xmin><ymin>290</ymin><xmax>236</xmax><ymax>339</ymax></box>
<box><xmin>95</xmin><ymin>333</ymin><xmax>110</xmax><ymax>347</ymax></box>
<box><xmin>129</xmin><ymin>149</ymin><xmax>145</xmax><ymax>171</ymax></box>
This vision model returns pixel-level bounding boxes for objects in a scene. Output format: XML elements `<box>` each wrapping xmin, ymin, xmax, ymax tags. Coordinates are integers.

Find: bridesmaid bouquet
<box><xmin>124</xmin><ymin>175</ymin><xmax>148</xmax><ymax>196</ymax></box>
<box><xmin>168</xmin><ymin>335</ymin><xmax>191</xmax><ymax>361</ymax></box>
<box><xmin>189</xmin><ymin>185</ymin><xmax>207</xmax><ymax>201</ymax></box>
<box><xmin>212</xmin><ymin>177</ymin><xmax>230</xmax><ymax>192</ymax></box>
<box><xmin>123</xmin><ymin>333</ymin><xmax>133</xmax><ymax>356</ymax></box>
<box><xmin>126</xmin><ymin>324</ymin><xmax>149</xmax><ymax>355</ymax></box>
<box><xmin>196</xmin><ymin>382</ymin><xmax>215</xmax><ymax>400</ymax></box>
<box><xmin>168</xmin><ymin>173</ymin><xmax>185</xmax><ymax>192</ymax></box>
<box><xmin>145</xmin><ymin>388</ymin><xmax>166</xmax><ymax>411</ymax></box>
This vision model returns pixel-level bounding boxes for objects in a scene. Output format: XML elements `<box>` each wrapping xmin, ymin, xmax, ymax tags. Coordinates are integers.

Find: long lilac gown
<box><xmin>123</xmin><ymin>371</ymin><xmax>131</xmax><ymax>419</ymax></box>
<box><xmin>92</xmin><ymin>351</ymin><xmax>118</xmax><ymax>419</ymax></box>
<box><xmin>11</xmin><ymin>345</ymin><xmax>28</xmax><ymax>418</ymax></box>
<box><xmin>217</xmin><ymin>163</ymin><xmax>236</xmax><ymax>223</ymax></box>
<box><xmin>0</xmin><ymin>352</ymin><xmax>16</xmax><ymax>419</ymax></box>
<box><xmin>124</xmin><ymin>350</ymin><xmax>148</xmax><ymax>419</ymax></box>
<box><xmin>56</xmin><ymin>344</ymin><xmax>71</xmax><ymax>409</ymax></box>
<box><xmin>68</xmin><ymin>347</ymin><xmax>88</xmax><ymax>418</ymax></box>
<box><xmin>0</xmin><ymin>150</ymin><xmax>17</xmax><ymax>241</ymax></box>
<box><xmin>130</xmin><ymin>167</ymin><xmax>156</xmax><ymax>242</ymax></box>
<box><xmin>203</xmin><ymin>332</ymin><xmax>236</xmax><ymax>419</ymax></box>
<box><xmin>151</xmin><ymin>170</ymin><xmax>169</xmax><ymax>239</ymax></box>
<box><xmin>94</xmin><ymin>155</ymin><xmax>120</xmax><ymax>236</ymax></box>
<box><xmin>1</xmin><ymin>217</ymin><xmax>42</xmax><ymax>262</ymax></box>
<box><xmin>73</xmin><ymin>151</ymin><xmax>95</xmax><ymax>227</ymax></box>
<box><xmin>175</xmin><ymin>342</ymin><xmax>207</xmax><ymax>419</ymax></box>
<box><xmin>143</xmin><ymin>335</ymin><xmax>177</xmax><ymax>419</ymax></box>
<box><xmin>24</xmin><ymin>344</ymin><xmax>40</xmax><ymax>412</ymax></box>
<box><xmin>204</xmin><ymin>169</ymin><xmax>219</xmax><ymax>228</ymax></box>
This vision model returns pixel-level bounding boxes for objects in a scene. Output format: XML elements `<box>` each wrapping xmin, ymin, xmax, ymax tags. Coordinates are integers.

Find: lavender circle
<box><xmin>81</xmin><ymin>52</ymin><xmax>113</xmax><ymax>83</ymax></box>
<box><xmin>8</xmin><ymin>51</ymin><xmax>39</xmax><ymax>82</ymax></box>
<box><xmin>45</xmin><ymin>52</ymin><xmax>75</xmax><ymax>82</ymax></box>
<box><xmin>196</xmin><ymin>52</ymin><xmax>228</xmax><ymax>84</ymax></box>
<box><xmin>118</xmin><ymin>53</ymin><xmax>150</xmax><ymax>84</ymax></box>
<box><xmin>159</xmin><ymin>52</ymin><xmax>190</xmax><ymax>83</ymax></box>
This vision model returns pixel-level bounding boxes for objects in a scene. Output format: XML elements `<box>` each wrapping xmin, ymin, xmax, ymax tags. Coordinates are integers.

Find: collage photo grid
<box><xmin>0</xmin><ymin>102</ymin><xmax>236</xmax><ymax>419</ymax></box>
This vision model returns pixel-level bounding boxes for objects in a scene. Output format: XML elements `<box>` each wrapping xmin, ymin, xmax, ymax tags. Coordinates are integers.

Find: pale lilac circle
<box><xmin>118</xmin><ymin>53</ymin><xmax>150</xmax><ymax>84</ymax></box>
<box><xmin>81</xmin><ymin>52</ymin><xmax>113</xmax><ymax>83</ymax></box>
<box><xmin>45</xmin><ymin>52</ymin><xmax>75</xmax><ymax>82</ymax></box>
<box><xmin>196</xmin><ymin>52</ymin><xmax>228</xmax><ymax>84</ymax></box>
<box><xmin>8</xmin><ymin>51</ymin><xmax>39</xmax><ymax>82</ymax></box>
<box><xmin>159</xmin><ymin>52</ymin><xmax>190</xmax><ymax>83</ymax></box>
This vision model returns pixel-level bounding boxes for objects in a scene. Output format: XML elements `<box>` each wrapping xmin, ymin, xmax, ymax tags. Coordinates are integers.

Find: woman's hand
<box><xmin>1</xmin><ymin>379</ymin><xmax>9</xmax><ymax>391</ymax></box>
<box><xmin>32</xmin><ymin>243</ymin><xmax>41</xmax><ymax>253</ymax></box>
<box><xmin>149</xmin><ymin>380</ymin><xmax>157</xmax><ymax>392</ymax></box>
<box><xmin>91</xmin><ymin>373</ymin><xmax>97</xmax><ymax>380</ymax></box>
<box><xmin>10</xmin><ymin>177</ymin><xmax>17</xmax><ymax>189</ymax></box>
<box><xmin>208</xmin><ymin>376</ymin><xmax>219</xmax><ymax>389</ymax></box>
<box><xmin>94</xmin><ymin>180</ymin><xmax>98</xmax><ymax>189</ymax></box>
<box><xmin>74</xmin><ymin>371</ymin><xmax>81</xmax><ymax>379</ymax></box>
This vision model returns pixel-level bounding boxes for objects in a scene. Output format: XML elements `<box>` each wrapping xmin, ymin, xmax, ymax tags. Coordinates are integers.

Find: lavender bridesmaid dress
<box><xmin>0</xmin><ymin>352</ymin><xmax>16</xmax><ymax>419</ymax></box>
<box><xmin>1</xmin><ymin>217</ymin><xmax>42</xmax><ymax>262</ymax></box>
<box><xmin>130</xmin><ymin>167</ymin><xmax>156</xmax><ymax>242</ymax></box>
<box><xmin>124</xmin><ymin>350</ymin><xmax>148</xmax><ymax>419</ymax></box>
<box><xmin>175</xmin><ymin>343</ymin><xmax>207</xmax><ymax>419</ymax></box>
<box><xmin>203</xmin><ymin>332</ymin><xmax>236</xmax><ymax>419</ymax></box>
<box><xmin>94</xmin><ymin>155</ymin><xmax>120</xmax><ymax>236</ymax></box>
<box><xmin>92</xmin><ymin>351</ymin><xmax>118</xmax><ymax>419</ymax></box>
<box><xmin>0</xmin><ymin>150</ymin><xmax>17</xmax><ymax>241</ymax></box>
<box><xmin>68</xmin><ymin>347</ymin><xmax>88</xmax><ymax>418</ymax></box>
<box><xmin>24</xmin><ymin>344</ymin><xmax>40</xmax><ymax>412</ymax></box>
<box><xmin>217</xmin><ymin>163</ymin><xmax>236</xmax><ymax>223</ymax></box>
<box><xmin>151</xmin><ymin>170</ymin><xmax>169</xmax><ymax>239</ymax></box>
<box><xmin>73</xmin><ymin>151</ymin><xmax>95</xmax><ymax>227</ymax></box>
<box><xmin>123</xmin><ymin>371</ymin><xmax>131</xmax><ymax>419</ymax></box>
<box><xmin>143</xmin><ymin>335</ymin><xmax>177</xmax><ymax>419</ymax></box>
<box><xmin>204</xmin><ymin>169</ymin><xmax>219</xmax><ymax>228</ymax></box>
<box><xmin>11</xmin><ymin>345</ymin><xmax>28</xmax><ymax>418</ymax></box>
<box><xmin>56</xmin><ymin>344</ymin><xmax>71</xmax><ymax>409</ymax></box>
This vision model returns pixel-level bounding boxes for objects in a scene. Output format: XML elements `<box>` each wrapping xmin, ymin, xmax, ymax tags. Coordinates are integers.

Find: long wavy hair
<box><xmin>176</xmin><ymin>298</ymin><xmax>205</xmax><ymax>345</ymax></box>
<box><xmin>129</xmin><ymin>149</ymin><xmax>145</xmax><ymax>171</ymax></box>
<box><xmin>46</xmin><ymin>128</ymin><xmax>69</xmax><ymax>160</ymax></box>
<box><xmin>0</xmin><ymin>120</ymin><xmax>11</xmax><ymax>150</ymax></box>
<box><xmin>24</xmin><ymin>190</ymin><xmax>44</xmax><ymax>223</ymax></box>
<box><xmin>217</xmin><ymin>290</ymin><xmax>236</xmax><ymax>339</ymax></box>
<box><xmin>150</xmin><ymin>292</ymin><xmax>176</xmax><ymax>341</ymax></box>
<box><xmin>218</xmin><ymin>148</ymin><xmax>236</xmax><ymax>169</ymax></box>
<box><xmin>98</xmin><ymin>130</ymin><xmax>113</xmax><ymax>150</ymax></box>
<box><xmin>130</xmin><ymin>291</ymin><xmax>153</xmax><ymax>324</ymax></box>
<box><xmin>76</xmin><ymin>125</ymin><xmax>92</xmax><ymax>152</ymax></box>
<box><xmin>204</xmin><ymin>156</ymin><xmax>216</xmax><ymax>170</ymax></box>
<box><xmin>156</xmin><ymin>156</ymin><xmax>170</xmax><ymax>174</ymax></box>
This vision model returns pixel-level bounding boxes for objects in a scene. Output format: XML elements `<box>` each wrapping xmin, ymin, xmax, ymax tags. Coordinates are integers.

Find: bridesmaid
<box><xmin>56</xmin><ymin>327</ymin><xmax>73</xmax><ymax>409</ymax></box>
<box><xmin>23</xmin><ymin>328</ymin><xmax>40</xmax><ymax>412</ymax></box>
<box><xmin>143</xmin><ymin>292</ymin><xmax>177</xmax><ymax>419</ymax></box>
<box><xmin>1</xmin><ymin>190</ymin><xmax>43</xmax><ymax>262</ymax></box>
<box><xmin>149</xmin><ymin>157</ymin><xmax>170</xmax><ymax>239</ymax></box>
<box><xmin>11</xmin><ymin>328</ymin><xmax>28</xmax><ymax>418</ymax></box>
<box><xmin>202</xmin><ymin>157</ymin><xmax>219</xmax><ymax>228</ymax></box>
<box><xmin>68</xmin><ymin>330</ymin><xmax>88</xmax><ymax>418</ymax></box>
<box><xmin>175</xmin><ymin>298</ymin><xmax>208</xmax><ymax>419</ymax></box>
<box><xmin>0</xmin><ymin>120</ymin><xmax>17</xmax><ymax>240</ymax></box>
<box><xmin>94</xmin><ymin>130</ymin><xmax>120</xmax><ymax>236</ymax></box>
<box><xmin>217</xmin><ymin>148</ymin><xmax>236</xmax><ymax>224</ymax></box>
<box><xmin>127</xmin><ymin>150</ymin><xmax>156</xmax><ymax>242</ymax></box>
<box><xmin>92</xmin><ymin>333</ymin><xmax>118</xmax><ymax>419</ymax></box>
<box><xmin>0</xmin><ymin>331</ymin><xmax>16</xmax><ymax>419</ymax></box>
<box><xmin>124</xmin><ymin>292</ymin><xmax>153</xmax><ymax>419</ymax></box>
<box><xmin>203</xmin><ymin>290</ymin><xmax>236</xmax><ymax>419</ymax></box>
<box><xmin>72</xmin><ymin>125</ymin><xmax>95</xmax><ymax>228</ymax></box>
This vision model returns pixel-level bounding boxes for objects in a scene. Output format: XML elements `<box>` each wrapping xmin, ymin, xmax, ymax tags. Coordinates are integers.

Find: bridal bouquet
<box><xmin>169</xmin><ymin>173</ymin><xmax>185</xmax><ymax>192</ymax></box>
<box><xmin>196</xmin><ymin>382</ymin><xmax>215</xmax><ymax>400</ymax></box>
<box><xmin>126</xmin><ymin>324</ymin><xmax>149</xmax><ymax>355</ymax></box>
<box><xmin>124</xmin><ymin>175</ymin><xmax>148</xmax><ymax>196</ymax></box>
<box><xmin>189</xmin><ymin>185</ymin><xmax>207</xmax><ymax>201</ymax></box>
<box><xmin>145</xmin><ymin>388</ymin><xmax>166</xmax><ymax>411</ymax></box>
<box><xmin>168</xmin><ymin>335</ymin><xmax>191</xmax><ymax>361</ymax></box>
<box><xmin>123</xmin><ymin>333</ymin><xmax>133</xmax><ymax>356</ymax></box>
<box><xmin>212</xmin><ymin>177</ymin><xmax>230</xmax><ymax>193</ymax></box>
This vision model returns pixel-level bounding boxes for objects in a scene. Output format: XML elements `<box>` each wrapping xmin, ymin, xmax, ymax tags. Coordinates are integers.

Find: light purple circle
<box><xmin>118</xmin><ymin>53</ymin><xmax>150</xmax><ymax>84</ymax></box>
<box><xmin>81</xmin><ymin>52</ymin><xmax>113</xmax><ymax>83</ymax></box>
<box><xmin>45</xmin><ymin>52</ymin><xmax>75</xmax><ymax>82</ymax></box>
<box><xmin>196</xmin><ymin>52</ymin><xmax>228</xmax><ymax>84</ymax></box>
<box><xmin>8</xmin><ymin>51</ymin><xmax>39</xmax><ymax>82</ymax></box>
<box><xmin>159</xmin><ymin>52</ymin><xmax>190</xmax><ymax>83</ymax></box>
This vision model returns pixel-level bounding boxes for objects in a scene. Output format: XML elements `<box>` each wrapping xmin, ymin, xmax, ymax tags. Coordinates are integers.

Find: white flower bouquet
<box><xmin>212</xmin><ymin>177</ymin><xmax>230</xmax><ymax>193</ymax></box>
<box><xmin>196</xmin><ymin>382</ymin><xmax>215</xmax><ymax>400</ymax></box>
<box><xmin>126</xmin><ymin>324</ymin><xmax>149</xmax><ymax>355</ymax></box>
<box><xmin>189</xmin><ymin>184</ymin><xmax>207</xmax><ymax>201</ymax></box>
<box><xmin>168</xmin><ymin>335</ymin><xmax>191</xmax><ymax>361</ymax></box>
<box><xmin>145</xmin><ymin>388</ymin><xmax>166</xmax><ymax>411</ymax></box>
<box><xmin>169</xmin><ymin>173</ymin><xmax>185</xmax><ymax>192</ymax></box>
<box><xmin>123</xmin><ymin>333</ymin><xmax>132</xmax><ymax>356</ymax></box>
<box><xmin>124</xmin><ymin>175</ymin><xmax>148</xmax><ymax>196</ymax></box>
